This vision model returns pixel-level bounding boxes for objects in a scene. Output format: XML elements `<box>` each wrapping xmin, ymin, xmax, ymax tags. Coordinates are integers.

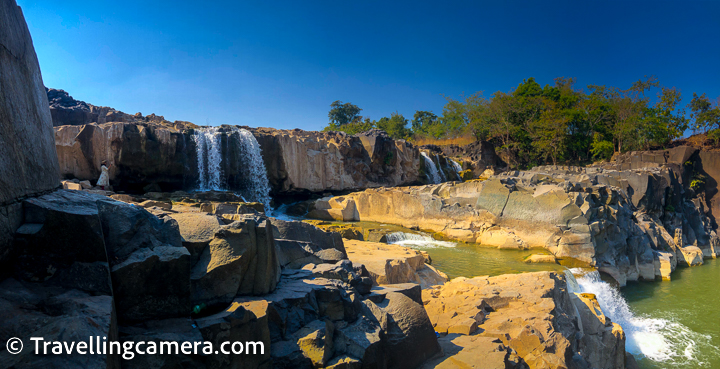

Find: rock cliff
<box><xmin>54</xmin><ymin>120</ymin><xmax>463</xmax><ymax>196</ymax></box>
<box><xmin>250</xmin><ymin>128</ymin><xmax>425</xmax><ymax>195</ymax></box>
<box><xmin>0</xmin><ymin>0</ymin><xmax>60</xmax><ymax>276</ymax></box>
<box><xmin>55</xmin><ymin>122</ymin><xmax>192</xmax><ymax>192</ymax></box>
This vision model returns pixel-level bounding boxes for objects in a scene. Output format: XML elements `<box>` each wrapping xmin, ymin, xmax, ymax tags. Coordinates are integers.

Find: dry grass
<box><xmin>411</xmin><ymin>135</ymin><xmax>476</xmax><ymax>147</ymax></box>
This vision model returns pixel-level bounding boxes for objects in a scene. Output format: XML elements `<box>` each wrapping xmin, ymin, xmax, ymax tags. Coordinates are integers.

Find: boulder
<box><xmin>139</xmin><ymin>200</ymin><xmax>172</xmax><ymax>210</ymax></box>
<box><xmin>0</xmin><ymin>278</ymin><xmax>119</xmax><ymax>369</ymax></box>
<box><xmin>195</xmin><ymin>301</ymin><xmax>271</xmax><ymax>369</ymax></box>
<box><xmin>118</xmin><ymin>318</ymin><xmax>204</xmax><ymax>369</ymax></box>
<box><xmin>168</xmin><ymin>212</ymin><xmax>224</xmax><ymax>264</ymax></box>
<box><xmin>190</xmin><ymin>215</ymin><xmax>280</xmax><ymax>309</ymax></box>
<box><xmin>111</xmin><ymin>245</ymin><xmax>190</xmax><ymax>323</ymax></box>
<box><xmin>678</xmin><ymin>246</ymin><xmax>704</xmax><ymax>266</ymax></box>
<box><xmin>570</xmin><ymin>292</ymin><xmax>626</xmax><ymax>369</ymax></box>
<box><xmin>524</xmin><ymin>253</ymin><xmax>558</xmax><ymax>264</ymax></box>
<box><xmin>62</xmin><ymin>180</ymin><xmax>83</xmax><ymax>190</ymax></box>
<box><xmin>364</xmin><ymin>292</ymin><xmax>441</xmax><ymax>369</ymax></box>
<box><xmin>343</xmin><ymin>239</ymin><xmax>447</xmax><ymax>288</ymax></box>
<box><xmin>271</xmin><ymin>219</ymin><xmax>347</xmax><ymax>269</ymax></box>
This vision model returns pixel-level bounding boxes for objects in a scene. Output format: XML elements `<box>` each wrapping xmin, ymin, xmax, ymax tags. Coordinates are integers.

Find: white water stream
<box><xmin>386</xmin><ymin>231</ymin><xmax>456</xmax><ymax>248</ymax></box>
<box><xmin>568</xmin><ymin>269</ymin><xmax>714</xmax><ymax>367</ymax></box>
<box><xmin>193</xmin><ymin>127</ymin><xmax>272</xmax><ymax>209</ymax></box>
<box><xmin>421</xmin><ymin>152</ymin><xmax>442</xmax><ymax>184</ymax></box>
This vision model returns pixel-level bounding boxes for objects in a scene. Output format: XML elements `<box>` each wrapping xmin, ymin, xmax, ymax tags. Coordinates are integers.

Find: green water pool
<box><xmin>321</xmin><ymin>219</ymin><xmax>720</xmax><ymax>368</ymax></box>
<box><xmin>620</xmin><ymin>258</ymin><xmax>720</xmax><ymax>368</ymax></box>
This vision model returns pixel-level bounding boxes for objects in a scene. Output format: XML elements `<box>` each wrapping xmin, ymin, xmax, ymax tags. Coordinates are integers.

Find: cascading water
<box><xmin>192</xmin><ymin>126</ymin><xmax>273</xmax><ymax>209</ymax></box>
<box><xmin>232</xmin><ymin>127</ymin><xmax>272</xmax><ymax>210</ymax></box>
<box><xmin>434</xmin><ymin>154</ymin><xmax>447</xmax><ymax>182</ymax></box>
<box><xmin>386</xmin><ymin>231</ymin><xmax>456</xmax><ymax>248</ymax></box>
<box><xmin>451</xmin><ymin>159</ymin><xmax>463</xmax><ymax>175</ymax></box>
<box><xmin>421</xmin><ymin>152</ymin><xmax>442</xmax><ymax>184</ymax></box>
<box><xmin>569</xmin><ymin>269</ymin><xmax>717</xmax><ymax>367</ymax></box>
<box><xmin>193</xmin><ymin>127</ymin><xmax>224</xmax><ymax>191</ymax></box>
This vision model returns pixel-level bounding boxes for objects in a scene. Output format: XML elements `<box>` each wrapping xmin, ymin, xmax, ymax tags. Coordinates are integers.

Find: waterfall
<box><xmin>421</xmin><ymin>152</ymin><xmax>442</xmax><ymax>184</ymax></box>
<box><xmin>192</xmin><ymin>126</ymin><xmax>272</xmax><ymax>209</ymax></box>
<box><xmin>193</xmin><ymin>127</ymin><xmax>224</xmax><ymax>191</ymax></box>
<box><xmin>232</xmin><ymin>128</ymin><xmax>272</xmax><ymax>210</ymax></box>
<box><xmin>386</xmin><ymin>231</ymin><xmax>456</xmax><ymax>248</ymax></box>
<box><xmin>570</xmin><ymin>269</ymin><xmax>713</xmax><ymax>366</ymax></box>
<box><xmin>434</xmin><ymin>154</ymin><xmax>447</xmax><ymax>182</ymax></box>
<box><xmin>451</xmin><ymin>160</ymin><xmax>462</xmax><ymax>175</ymax></box>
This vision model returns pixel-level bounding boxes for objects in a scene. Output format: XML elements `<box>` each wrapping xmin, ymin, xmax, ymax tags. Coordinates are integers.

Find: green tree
<box><xmin>324</xmin><ymin>117</ymin><xmax>376</xmax><ymax>135</ymax></box>
<box><xmin>411</xmin><ymin>111</ymin><xmax>438</xmax><ymax>134</ymax></box>
<box><xmin>377</xmin><ymin>112</ymin><xmax>411</xmax><ymax>139</ymax></box>
<box><xmin>328</xmin><ymin>101</ymin><xmax>362</xmax><ymax>127</ymax></box>
<box><xmin>688</xmin><ymin>93</ymin><xmax>720</xmax><ymax>133</ymax></box>
<box><xmin>529</xmin><ymin>100</ymin><xmax>568</xmax><ymax>165</ymax></box>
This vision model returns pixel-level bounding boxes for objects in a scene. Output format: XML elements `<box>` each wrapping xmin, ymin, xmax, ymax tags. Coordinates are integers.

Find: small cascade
<box><xmin>421</xmin><ymin>152</ymin><xmax>442</xmax><ymax>184</ymax></box>
<box><xmin>386</xmin><ymin>231</ymin><xmax>456</xmax><ymax>248</ymax></box>
<box><xmin>571</xmin><ymin>269</ymin><xmax>715</xmax><ymax>366</ymax></box>
<box><xmin>451</xmin><ymin>159</ymin><xmax>463</xmax><ymax>176</ymax></box>
<box><xmin>432</xmin><ymin>154</ymin><xmax>447</xmax><ymax>182</ymax></box>
<box><xmin>192</xmin><ymin>126</ymin><xmax>273</xmax><ymax>209</ymax></box>
<box><xmin>193</xmin><ymin>127</ymin><xmax>224</xmax><ymax>191</ymax></box>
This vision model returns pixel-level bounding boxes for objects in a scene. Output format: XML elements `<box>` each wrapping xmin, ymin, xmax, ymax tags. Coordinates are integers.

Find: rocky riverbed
<box><xmin>4</xmin><ymin>0</ymin><xmax>720</xmax><ymax>367</ymax></box>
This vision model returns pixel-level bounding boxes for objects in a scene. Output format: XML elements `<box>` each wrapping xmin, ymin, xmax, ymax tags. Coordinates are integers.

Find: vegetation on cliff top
<box><xmin>325</xmin><ymin>77</ymin><xmax>720</xmax><ymax>169</ymax></box>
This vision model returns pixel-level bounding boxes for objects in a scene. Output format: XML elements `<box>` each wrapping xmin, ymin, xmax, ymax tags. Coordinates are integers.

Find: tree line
<box><xmin>324</xmin><ymin>77</ymin><xmax>720</xmax><ymax>169</ymax></box>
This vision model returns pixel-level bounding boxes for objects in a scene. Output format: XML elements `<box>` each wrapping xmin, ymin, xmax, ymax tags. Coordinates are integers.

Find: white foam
<box><xmin>193</xmin><ymin>127</ymin><xmax>224</xmax><ymax>191</ymax></box>
<box><xmin>451</xmin><ymin>159</ymin><xmax>462</xmax><ymax>175</ymax></box>
<box><xmin>570</xmin><ymin>269</ymin><xmax>717</xmax><ymax>366</ymax></box>
<box><xmin>421</xmin><ymin>152</ymin><xmax>442</xmax><ymax>184</ymax></box>
<box><xmin>386</xmin><ymin>232</ymin><xmax>456</xmax><ymax>248</ymax></box>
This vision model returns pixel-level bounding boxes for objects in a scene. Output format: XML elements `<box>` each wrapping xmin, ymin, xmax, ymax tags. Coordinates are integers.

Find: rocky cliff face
<box><xmin>306</xmin><ymin>146</ymin><xmax>719</xmax><ymax>286</ymax></box>
<box><xmin>0</xmin><ymin>0</ymin><xmax>60</xmax><ymax>275</ymax></box>
<box><xmin>250</xmin><ymin>128</ymin><xmax>425</xmax><ymax>195</ymax></box>
<box><xmin>54</xmin><ymin>121</ymin><xmax>463</xmax><ymax>196</ymax></box>
<box><xmin>55</xmin><ymin>122</ymin><xmax>193</xmax><ymax>192</ymax></box>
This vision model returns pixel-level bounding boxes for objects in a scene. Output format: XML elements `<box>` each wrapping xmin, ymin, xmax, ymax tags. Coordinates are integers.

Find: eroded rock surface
<box><xmin>343</xmin><ymin>239</ymin><xmax>447</xmax><ymax>288</ymax></box>
<box><xmin>422</xmin><ymin>272</ymin><xmax>629</xmax><ymax>369</ymax></box>
<box><xmin>307</xmin><ymin>156</ymin><xmax>720</xmax><ymax>285</ymax></box>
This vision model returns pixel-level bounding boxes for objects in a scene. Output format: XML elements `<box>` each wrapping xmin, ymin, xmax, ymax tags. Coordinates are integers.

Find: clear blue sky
<box><xmin>18</xmin><ymin>0</ymin><xmax>720</xmax><ymax>131</ymax></box>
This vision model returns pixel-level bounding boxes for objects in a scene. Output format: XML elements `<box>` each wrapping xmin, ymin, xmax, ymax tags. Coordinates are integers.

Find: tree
<box><xmin>514</xmin><ymin>77</ymin><xmax>543</xmax><ymax>98</ymax></box>
<box><xmin>377</xmin><ymin>112</ymin><xmax>411</xmax><ymax>139</ymax></box>
<box><xmin>323</xmin><ymin>117</ymin><xmax>375</xmax><ymax>135</ymax></box>
<box><xmin>411</xmin><ymin>111</ymin><xmax>438</xmax><ymax>134</ymax></box>
<box><xmin>688</xmin><ymin>93</ymin><xmax>720</xmax><ymax>133</ymax></box>
<box><xmin>328</xmin><ymin>101</ymin><xmax>362</xmax><ymax>127</ymax></box>
<box><xmin>529</xmin><ymin>100</ymin><xmax>568</xmax><ymax>165</ymax></box>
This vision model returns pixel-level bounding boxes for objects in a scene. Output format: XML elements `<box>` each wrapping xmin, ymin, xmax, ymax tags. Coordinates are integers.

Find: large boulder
<box><xmin>14</xmin><ymin>190</ymin><xmax>192</xmax><ymax>324</ymax></box>
<box><xmin>191</xmin><ymin>215</ymin><xmax>280</xmax><ymax>309</ymax></box>
<box><xmin>0</xmin><ymin>278</ymin><xmax>120</xmax><ymax>369</ymax></box>
<box><xmin>271</xmin><ymin>219</ymin><xmax>347</xmax><ymax>269</ymax></box>
<box><xmin>343</xmin><ymin>239</ymin><xmax>447</xmax><ymax>288</ymax></box>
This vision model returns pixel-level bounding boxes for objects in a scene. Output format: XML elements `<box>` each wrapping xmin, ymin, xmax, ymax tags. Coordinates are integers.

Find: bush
<box><xmin>708</xmin><ymin>129</ymin><xmax>720</xmax><ymax>146</ymax></box>
<box><xmin>459</xmin><ymin>169</ymin><xmax>474</xmax><ymax>181</ymax></box>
